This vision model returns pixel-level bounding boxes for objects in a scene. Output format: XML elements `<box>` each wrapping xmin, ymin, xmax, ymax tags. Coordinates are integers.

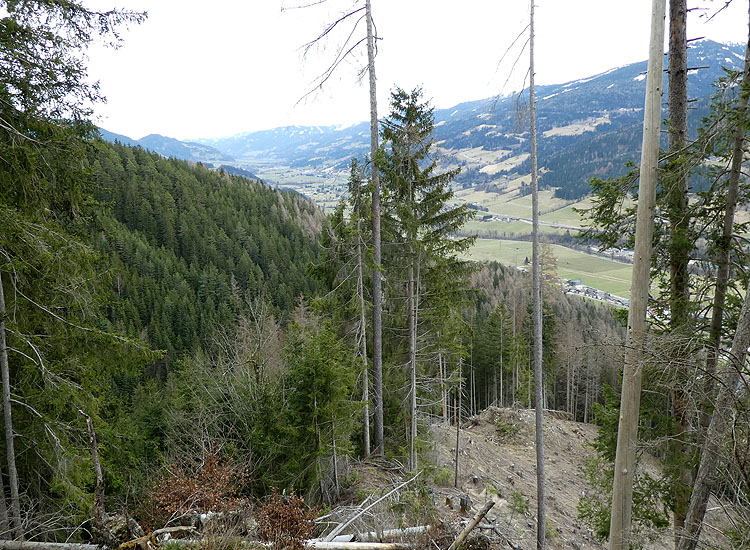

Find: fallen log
<box><xmin>0</xmin><ymin>543</ymin><xmax>101</xmax><ymax>550</ymax></box>
<box><xmin>120</xmin><ymin>525</ymin><xmax>197</xmax><ymax>549</ymax></box>
<box><xmin>447</xmin><ymin>499</ymin><xmax>496</xmax><ymax>550</ymax></box>
<box><xmin>323</xmin><ymin>471</ymin><xmax>421</xmax><ymax>542</ymax></box>
<box><xmin>165</xmin><ymin>541</ymin><xmax>412</xmax><ymax>550</ymax></box>
<box><xmin>357</xmin><ymin>526</ymin><xmax>430</xmax><ymax>542</ymax></box>
<box><xmin>307</xmin><ymin>543</ymin><xmax>410</xmax><ymax>550</ymax></box>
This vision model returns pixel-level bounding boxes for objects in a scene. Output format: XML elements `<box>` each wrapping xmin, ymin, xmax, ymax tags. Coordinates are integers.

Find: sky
<box><xmin>86</xmin><ymin>0</ymin><xmax>750</xmax><ymax>141</ymax></box>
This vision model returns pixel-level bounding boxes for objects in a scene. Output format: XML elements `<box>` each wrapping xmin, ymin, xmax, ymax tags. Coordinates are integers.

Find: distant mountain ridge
<box><xmin>98</xmin><ymin>128</ymin><xmax>235</xmax><ymax>164</ymax></box>
<box><xmin>102</xmin><ymin>40</ymin><xmax>745</xmax><ymax>200</ymax></box>
<box><xmin>195</xmin><ymin>39</ymin><xmax>744</xmax><ymax>199</ymax></box>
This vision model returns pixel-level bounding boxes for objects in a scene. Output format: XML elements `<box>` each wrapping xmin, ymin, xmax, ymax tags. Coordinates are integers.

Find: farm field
<box><xmin>462</xmin><ymin>219</ymin><xmax>569</xmax><ymax>238</ymax></box>
<box><xmin>540</xmin><ymin>199</ymin><xmax>593</xmax><ymax>226</ymax></box>
<box><xmin>465</xmin><ymin>238</ymin><xmax>633</xmax><ymax>298</ymax></box>
<box><xmin>455</xmin><ymin>187</ymin><xmax>588</xmax><ymax>225</ymax></box>
<box><xmin>506</xmin><ymin>189</ymin><xmax>573</xmax><ymax>215</ymax></box>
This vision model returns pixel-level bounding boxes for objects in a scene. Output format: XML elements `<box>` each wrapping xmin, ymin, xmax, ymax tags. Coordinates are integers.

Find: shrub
<box><xmin>255</xmin><ymin>489</ymin><xmax>317</xmax><ymax>550</ymax></box>
<box><xmin>433</xmin><ymin>468</ymin><xmax>454</xmax><ymax>487</ymax></box>
<box><xmin>146</xmin><ymin>451</ymin><xmax>247</xmax><ymax>529</ymax></box>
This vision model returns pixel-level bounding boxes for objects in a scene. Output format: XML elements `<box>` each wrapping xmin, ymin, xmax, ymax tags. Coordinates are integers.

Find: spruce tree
<box><xmin>379</xmin><ymin>87</ymin><xmax>475</xmax><ymax>470</ymax></box>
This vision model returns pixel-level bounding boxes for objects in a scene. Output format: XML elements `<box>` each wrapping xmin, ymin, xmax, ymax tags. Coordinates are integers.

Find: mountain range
<box><xmin>98</xmin><ymin>129</ymin><xmax>234</xmax><ymax>163</ymax></box>
<box><xmin>100</xmin><ymin>40</ymin><xmax>745</xmax><ymax>200</ymax></box>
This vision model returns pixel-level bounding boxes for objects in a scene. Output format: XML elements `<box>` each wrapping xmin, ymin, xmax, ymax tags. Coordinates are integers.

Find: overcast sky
<box><xmin>86</xmin><ymin>0</ymin><xmax>749</xmax><ymax>140</ymax></box>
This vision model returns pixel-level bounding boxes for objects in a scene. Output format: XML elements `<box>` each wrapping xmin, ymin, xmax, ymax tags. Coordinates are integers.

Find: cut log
<box><xmin>447</xmin><ymin>499</ymin><xmax>496</xmax><ymax>550</ymax></box>
<box><xmin>120</xmin><ymin>526</ymin><xmax>197</xmax><ymax>549</ymax></box>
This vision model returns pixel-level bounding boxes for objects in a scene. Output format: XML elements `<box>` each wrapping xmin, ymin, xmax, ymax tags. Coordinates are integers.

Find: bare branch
<box><xmin>300</xmin><ymin>6</ymin><xmax>365</xmax><ymax>55</ymax></box>
<box><xmin>298</xmin><ymin>35</ymin><xmax>368</xmax><ymax>104</ymax></box>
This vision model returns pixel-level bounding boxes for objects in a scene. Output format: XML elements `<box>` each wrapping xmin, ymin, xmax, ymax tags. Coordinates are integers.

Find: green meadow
<box><xmin>465</xmin><ymin>238</ymin><xmax>633</xmax><ymax>298</ymax></box>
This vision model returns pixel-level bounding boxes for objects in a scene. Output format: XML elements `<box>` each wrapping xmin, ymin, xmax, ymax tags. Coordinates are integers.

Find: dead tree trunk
<box><xmin>447</xmin><ymin>500</ymin><xmax>497</xmax><ymax>550</ymax></box>
<box><xmin>499</xmin><ymin>313</ymin><xmax>504</xmax><ymax>408</ymax></box>
<box><xmin>78</xmin><ymin>410</ymin><xmax>106</xmax><ymax>536</ymax></box>
<box><xmin>0</xmin><ymin>462</ymin><xmax>8</xmax><ymax>538</ymax></box>
<box><xmin>529</xmin><ymin>2</ymin><xmax>546</xmax><ymax>548</ymax></box>
<box><xmin>440</xmin><ymin>349</ymin><xmax>447</xmax><ymax>424</ymax></box>
<box><xmin>0</xmin><ymin>272</ymin><xmax>22</xmax><ymax>540</ymax></box>
<box><xmin>365</xmin><ymin>0</ymin><xmax>384</xmax><ymax>458</ymax></box>
<box><xmin>354</xmin><ymin>171</ymin><xmax>371</xmax><ymax>456</ymax></box>
<box><xmin>608</xmin><ymin>1</ymin><xmax>666</xmax><ymax>548</ymax></box>
<box><xmin>454</xmin><ymin>358</ymin><xmax>462</xmax><ymax>488</ymax></box>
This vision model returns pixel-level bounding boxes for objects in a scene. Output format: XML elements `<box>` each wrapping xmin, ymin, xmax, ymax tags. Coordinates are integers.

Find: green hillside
<box><xmin>92</xmin><ymin>143</ymin><xmax>324</xmax><ymax>364</ymax></box>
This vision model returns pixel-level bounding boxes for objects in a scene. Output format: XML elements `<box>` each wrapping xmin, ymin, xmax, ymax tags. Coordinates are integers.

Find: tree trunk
<box><xmin>332</xmin><ymin>415</ymin><xmax>341</xmax><ymax>500</ymax></box>
<box><xmin>499</xmin><ymin>313</ymin><xmax>504</xmax><ymax>408</ymax></box>
<box><xmin>447</xmin><ymin>500</ymin><xmax>496</xmax><ymax>550</ymax></box>
<box><xmin>355</xmin><ymin>176</ymin><xmax>371</xmax><ymax>457</ymax></box>
<box><xmin>667</xmin><ymin>0</ymin><xmax>689</xmax><ymax>329</ymax></box>
<box><xmin>608</xmin><ymin>2</ymin><xmax>666</xmax><ymax>548</ymax></box>
<box><xmin>365</xmin><ymin>0</ymin><xmax>384</xmax><ymax>457</ymax></box>
<box><xmin>79</xmin><ymin>410</ymin><xmax>106</xmax><ymax>536</ymax></box>
<box><xmin>529</xmin><ymin>3</ymin><xmax>546</xmax><ymax>548</ymax></box>
<box><xmin>454</xmin><ymin>358</ymin><xmax>462</xmax><ymax>488</ymax></box>
<box><xmin>584</xmin><ymin>363</ymin><xmax>591</xmax><ymax>424</ymax></box>
<box><xmin>440</xmin><ymin>349</ymin><xmax>447</xmax><ymax>424</ymax></box>
<box><xmin>666</xmin><ymin>3</ymin><xmax>691</xmax><ymax>544</ymax></box>
<box><xmin>408</xmin><ymin>257</ymin><xmax>417</xmax><ymax>471</ymax></box>
<box><xmin>677</xmin><ymin>279</ymin><xmax>750</xmax><ymax>550</ymax></box>
<box><xmin>0</xmin><ymin>272</ymin><xmax>22</xmax><ymax>540</ymax></box>
<box><xmin>0</xmin><ymin>461</ymin><xmax>8</xmax><ymax>538</ymax></box>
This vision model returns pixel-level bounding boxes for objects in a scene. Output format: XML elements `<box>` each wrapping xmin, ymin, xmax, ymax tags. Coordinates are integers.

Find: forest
<box><xmin>1</xmin><ymin>1</ymin><xmax>749</xmax><ymax>550</ymax></box>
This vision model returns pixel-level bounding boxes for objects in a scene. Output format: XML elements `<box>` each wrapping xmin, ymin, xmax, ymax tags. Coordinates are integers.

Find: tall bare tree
<box><xmin>608</xmin><ymin>2</ymin><xmax>666</xmax><ymax>549</ymax></box>
<box><xmin>365</xmin><ymin>0</ymin><xmax>384</xmax><ymax>457</ymax></box>
<box><xmin>528</xmin><ymin>1</ymin><xmax>546</xmax><ymax>549</ymax></box>
<box><xmin>293</xmin><ymin>0</ymin><xmax>384</xmax><ymax>456</ymax></box>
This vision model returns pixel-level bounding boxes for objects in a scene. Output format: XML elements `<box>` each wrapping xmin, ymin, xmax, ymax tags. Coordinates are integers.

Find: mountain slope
<box><xmin>91</xmin><ymin>142</ymin><xmax>324</xmax><ymax>366</ymax></box>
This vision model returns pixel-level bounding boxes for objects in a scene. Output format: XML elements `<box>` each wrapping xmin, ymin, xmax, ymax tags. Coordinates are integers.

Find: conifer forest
<box><xmin>0</xmin><ymin>1</ymin><xmax>749</xmax><ymax>549</ymax></box>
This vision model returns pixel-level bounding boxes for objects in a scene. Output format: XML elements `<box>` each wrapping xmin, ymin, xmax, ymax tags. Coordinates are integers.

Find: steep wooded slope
<box><xmin>91</xmin><ymin>142</ymin><xmax>324</xmax><ymax>364</ymax></box>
